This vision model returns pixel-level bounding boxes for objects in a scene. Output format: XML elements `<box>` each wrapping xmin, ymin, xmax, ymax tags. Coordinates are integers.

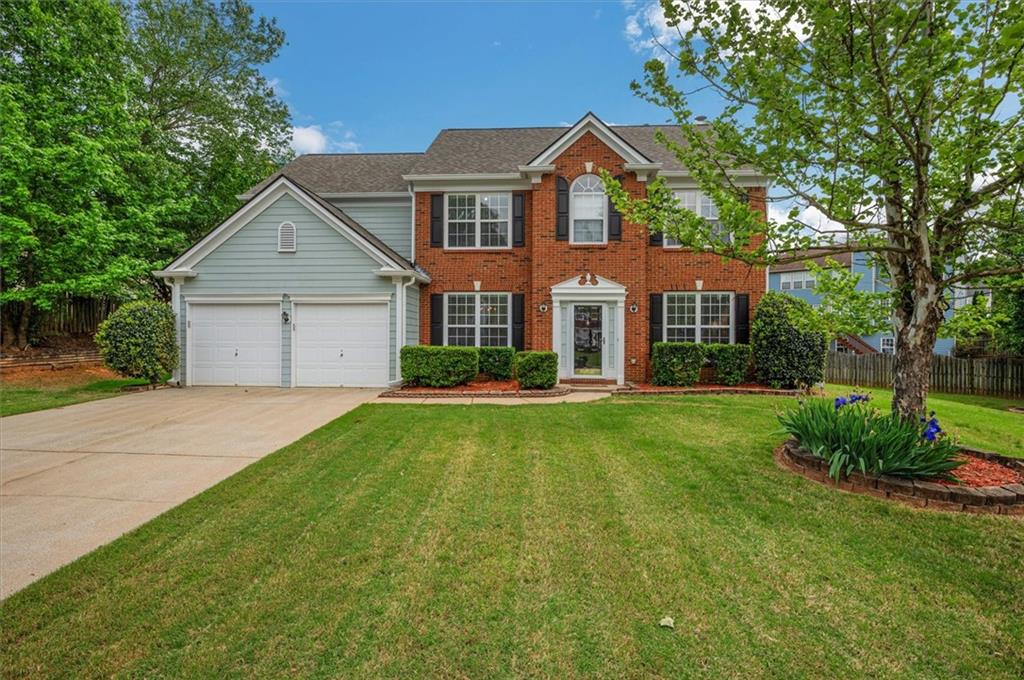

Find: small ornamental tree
<box><xmin>606</xmin><ymin>0</ymin><xmax>1024</xmax><ymax>420</ymax></box>
<box><xmin>95</xmin><ymin>300</ymin><xmax>178</xmax><ymax>384</ymax></box>
<box><xmin>750</xmin><ymin>292</ymin><xmax>827</xmax><ymax>389</ymax></box>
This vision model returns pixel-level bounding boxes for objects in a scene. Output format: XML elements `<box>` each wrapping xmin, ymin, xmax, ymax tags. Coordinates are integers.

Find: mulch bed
<box><xmin>380</xmin><ymin>377</ymin><xmax>571</xmax><ymax>399</ymax></box>
<box><xmin>628</xmin><ymin>383</ymin><xmax>802</xmax><ymax>397</ymax></box>
<box><xmin>935</xmin><ymin>455</ymin><xmax>1024</xmax><ymax>487</ymax></box>
<box><xmin>777</xmin><ymin>438</ymin><xmax>1024</xmax><ymax>516</ymax></box>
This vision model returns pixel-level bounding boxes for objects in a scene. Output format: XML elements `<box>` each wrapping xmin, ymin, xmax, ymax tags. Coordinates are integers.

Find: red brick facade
<box><xmin>416</xmin><ymin>131</ymin><xmax>766</xmax><ymax>382</ymax></box>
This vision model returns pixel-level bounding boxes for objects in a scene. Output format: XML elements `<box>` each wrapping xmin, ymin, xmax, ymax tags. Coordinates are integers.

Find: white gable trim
<box><xmin>165</xmin><ymin>177</ymin><xmax>405</xmax><ymax>272</ymax></box>
<box><xmin>550</xmin><ymin>273</ymin><xmax>628</xmax><ymax>301</ymax></box>
<box><xmin>528</xmin><ymin>113</ymin><xmax>651</xmax><ymax>167</ymax></box>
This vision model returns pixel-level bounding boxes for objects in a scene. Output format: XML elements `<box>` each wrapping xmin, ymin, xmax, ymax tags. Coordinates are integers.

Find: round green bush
<box><xmin>514</xmin><ymin>351</ymin><xmax>558</xmax><ymax>389</ymax></box>
<box><xmin>95</xmin><ymin>300</ymin><xmax>178</xmax><ymax>384</ymax></box>
<box><xmin>750</xmin><ymin>292</ymin><xmax>826</xmax><ymax>389</ymax></box>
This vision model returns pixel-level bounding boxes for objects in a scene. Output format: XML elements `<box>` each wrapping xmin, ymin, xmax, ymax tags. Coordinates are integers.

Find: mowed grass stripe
<box><xmin>1</xmin><ymin>397</ymin><xmax>1022</xmax><ymax>679</ymax></box>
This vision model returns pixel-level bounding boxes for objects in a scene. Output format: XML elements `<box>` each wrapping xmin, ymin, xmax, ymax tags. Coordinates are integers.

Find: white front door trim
<box><xmin>550</xmin><ymin>274</ymin><xmax>627</xmax><ymax>385</ymax></box>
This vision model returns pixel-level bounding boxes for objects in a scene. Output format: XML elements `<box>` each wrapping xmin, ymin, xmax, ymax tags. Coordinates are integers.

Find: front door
<box><xmin>573</xmin><ymin>304</ymin><xmax>603</xmax><ymax>376</ymax></box>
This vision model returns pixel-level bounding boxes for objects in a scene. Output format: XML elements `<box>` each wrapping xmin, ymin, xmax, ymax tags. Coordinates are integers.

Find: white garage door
<box><xmin>189</xmin><ymin>304</ymin><xmax>280</xmax><ymax>386</ymax></box>
<box><xmin>294</xmin><ymin>303</ymin><xmax>389</xmax><ymax>387</ymax></box>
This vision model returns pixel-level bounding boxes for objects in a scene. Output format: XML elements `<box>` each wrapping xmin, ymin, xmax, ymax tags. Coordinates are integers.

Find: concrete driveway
<box><xmin>0</xmin><ymin>386</ymin><xmax>377</xmax><ymax>598</ymax></box>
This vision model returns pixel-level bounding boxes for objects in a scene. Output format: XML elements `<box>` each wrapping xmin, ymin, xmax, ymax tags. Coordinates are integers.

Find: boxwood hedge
<box><xmin>705</xmin><ymin>343</ymin><xmax>752</xmax><ymax>386</ymax></box>
<box><xmin>478</xmin><ymin>346</ymin><xmax>516</xmax><ymax>381</ymax></box>
<box><xmin>514</xmin><ymin>351</ymin><xmax>558</xmax><ymax>389</ymax></box>
<box><xmin>95</xmin><ymin>300</ymin><xmax>178</xmax><ymax>384</ymax></box>
<box><xmin>651</xmin><ymin>342</ymin><xmax>706</xmax><ymax>386</ymax></box>
<box><xmin>400</xmin><ymin>346</ymin><xmax>478</xmax><ymax>387</ymax></box>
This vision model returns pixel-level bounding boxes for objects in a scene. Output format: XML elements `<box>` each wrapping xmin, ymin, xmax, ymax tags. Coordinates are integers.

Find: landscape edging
<box><xmin>379</xmin><ymin>387</ymin><xmax>572</xmax><ymax>399</ymax></box>
<box><xmin>776</xmin><ymin>438</ymin><xmax>1024</xmax><ymax>516</ymax></box>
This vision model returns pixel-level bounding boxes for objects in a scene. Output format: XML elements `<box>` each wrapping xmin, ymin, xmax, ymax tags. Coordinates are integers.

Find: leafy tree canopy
<box><xmin>606</xmin><ymin>0</ymin><xmax>1024</xmax><ymax>417</ymax></box>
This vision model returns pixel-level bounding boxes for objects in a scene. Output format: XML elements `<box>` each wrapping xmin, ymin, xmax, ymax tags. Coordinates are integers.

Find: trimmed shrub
<box><xmin>401</xmin><ymin>345</ymin><xmax>478</xmax><ymax>387</ymax></box>
<box><xmin>778</xmin><ymin>397</ymin><xmax>963</xmax><ymax>480</ymax></box>
<box><xmin>514</xmin><ymin>351</ymin><xmax>558</xmax><ymax>389</ymax></box>
<box><xmin>651</xmin><ymin>342</ymin><xmax>706</xmax><ymax>386</ymax></box>
<box><xmin>750</xmin><ymin>292</ymin><xmax>827</xmax><ymax>389</ymax></box>
<box><xmin>95</xmin><ymin>300</ymin><xmax>178</xmax><ymax>384</ymax></box>
<box><xmin>479</xmin><ymin>346</ymin><xmax>516</xmax><ymax>381</ymax></box>
<box><xmin>705</xmin><ymin>343</ymin><xmax>752</xmax><ymax>386</ymax></box>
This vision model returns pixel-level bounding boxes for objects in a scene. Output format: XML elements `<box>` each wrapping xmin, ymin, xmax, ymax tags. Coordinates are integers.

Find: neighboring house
<box><xmin>766</xmin><ymin>250</ymin><xmax>955</xmax><ymax>356</ymax></box>
<box><xmin>155</xmin><ymin>112</ymin><xmax>769</xmax><ymax>387</ymax></box>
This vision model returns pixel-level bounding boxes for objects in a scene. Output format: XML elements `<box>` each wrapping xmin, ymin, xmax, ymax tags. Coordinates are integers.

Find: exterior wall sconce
<box><xmin>281</xmin><ymin>311</ymin><xmax>290</xmax><ymax>324</ymax></box>
<box><xmin>629</xmin><ymin>303</ymin><xmax>639</xmax><ymax>313</ymax></box>
<box><xmin>539</xmin><ymin>303</ymin><xmax>549</xmax><ymax>313</ymax></box>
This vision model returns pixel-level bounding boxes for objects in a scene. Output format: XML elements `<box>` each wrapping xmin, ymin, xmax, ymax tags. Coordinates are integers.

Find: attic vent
<box><xmin>278</xmin><ymin>221</ymin><xmax>296</xmax><ymax>252</ymax></box>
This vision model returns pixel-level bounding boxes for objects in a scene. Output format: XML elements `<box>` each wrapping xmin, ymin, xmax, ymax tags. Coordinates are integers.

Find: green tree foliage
<box><xmin>606</xmin><ymin>0</ymin><xmax>1024</xmax><ymax>418</ymax></box>
<box><xmin>125</xmin><ymin>0</ymin><xmax>292</xmax><ymax>243</ymax></box>
<box><xmin>96</xmin><ymin>300</ymin><xmax>178</xmax><ymax>384</ymax></box>
<box><xmin>802</xmin><ymin>259</ymin><xmax>892</xmax><ymax>341</ymax></box>
<box><xmin>0</xmin><ymin>0</ymin><xmax>190</xmax><ymax>348</ymax></box>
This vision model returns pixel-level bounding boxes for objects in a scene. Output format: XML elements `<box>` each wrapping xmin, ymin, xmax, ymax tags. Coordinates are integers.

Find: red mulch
<box><xmin>935</xmin><ymin>455</ymin><xmax>1024</xmax><ymax>488</ymax></box>
<box><xmin>631</xmin><ymin>383</ymin><xmax>795</xmax><ymax>392</ymax></box>
<box><xmin>401</xmin><ymin>378</ymin><xmax>521</xmax><ymax>393</ymax></box>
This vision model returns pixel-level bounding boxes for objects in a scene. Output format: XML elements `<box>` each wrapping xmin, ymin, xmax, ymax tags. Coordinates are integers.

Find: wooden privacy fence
<box><xmin>826</xmin><ymin>351</ymin><xmax>1024</xmax><ymax>398</ymax></box>
<box><xmin>35</xmin><ymin>297</ymin><xmax>118</xmax><ymax>336</ymax></box>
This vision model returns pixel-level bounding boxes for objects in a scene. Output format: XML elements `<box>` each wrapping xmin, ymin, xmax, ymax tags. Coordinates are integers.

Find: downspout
<box><xmin>395</xmin><ymin>275</ymin><xmax>417</xmax><ymax>383</ymax></box>
<box><xmin>408</xmin><ymin>181</ymin><xmax>416</xmax><ymax>263</ymax></box>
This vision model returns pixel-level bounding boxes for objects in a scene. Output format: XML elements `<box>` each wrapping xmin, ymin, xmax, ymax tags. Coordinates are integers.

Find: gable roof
<box><xmin>243</xmin><ymin>153</ymin><xmax>422</xmax><ymax>197</ymax></box>
<box><xmin>162</xmin><ymin>174</ymin><xmax>417</xmax><ymax>274</ymax></box>
<box><xmin>406</xmin><ymin>122</ymin><xmax>706</xmax><ymax>176</ymax></box>
<box><xmin>770</xmin><ymin>249</ymin><xmax>854</xmax><ymax>272</ymax></box>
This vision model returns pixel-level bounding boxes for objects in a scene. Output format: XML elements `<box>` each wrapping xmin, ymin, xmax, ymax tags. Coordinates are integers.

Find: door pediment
<box><xmin>550</xmin><ymin>273</ymin><xmax>627</xmax><ymax>300</ymax></box>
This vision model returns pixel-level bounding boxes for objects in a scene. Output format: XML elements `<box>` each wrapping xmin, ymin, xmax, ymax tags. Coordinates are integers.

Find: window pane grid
<box><xmin>446</xmin><ymin>193</ymin><xmax>511</xmax><ymax>249</ymax></box>
<box><xmin>445</xmin><ymin>293</ymin><xmax>511</xmax><ymax>347</ymax></box>
<box><xmin>665</xmin><ymin>292</ymin><xmax>732</xmax><ymax>345</ymax></box>
<box><xmin>571</xmin><ymin>174</ymin><xmax>606</xmax><ymax>243</ymax></box>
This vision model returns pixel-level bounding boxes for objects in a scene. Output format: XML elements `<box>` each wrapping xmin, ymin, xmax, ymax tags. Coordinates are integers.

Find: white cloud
<box><xmin>624</xmin><ymin>1</ymin><xmax>807</xmax><ymax>59</ymax></box>
<box><xmin>289</xmin><ymin>122</ymin><xmax>361</xmax><ymax>155</ymax></box>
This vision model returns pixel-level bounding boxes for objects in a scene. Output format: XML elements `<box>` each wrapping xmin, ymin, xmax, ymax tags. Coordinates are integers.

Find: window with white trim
<box><xmin>278</xmin><ymin>221</ymin><xmax>296</xmax><ymax>252</ymax></box>
<box><xmin>832</xmin><ymin>340</ymin><xmax>851</xmax><ymax>354</ymax></box>
<box><xmin>570</xmin><ymin>174</ymin><xmax>606</xmax><ymax>243</ymax></box>
<box><xmin>665</xmin><ymin>292</ymin><xmax>733</xmax><ymax>344</ymax></box>
<box><xmin>880</xmin><ymin>336</ymin><xmax>895</xmax><ymax>354</ymax></box>
<box><xmin>444</xmin><ymin>293</ymin><xmax>511</xmax><ymax>347</ymax></box>
<box><xmin>445</xmin><ymin>193</ymin><xmax>511</xmax><ymax>249</ymax></box>
<box><xmin>665</xmin><ymin>190</ymin><xmax>729</xmax><ymax>248</ymax></box>
<box><xmin>779</xmin><ymin>270</ymin><xmax>815</xmax><ymax>291</ymax></box>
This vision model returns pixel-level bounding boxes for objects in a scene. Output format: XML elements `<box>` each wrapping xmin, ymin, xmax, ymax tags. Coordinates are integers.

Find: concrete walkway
<box><xmin>0</xmin><ymin>387</ymin><xmax>377</xmax><ymax>598</ymax></box>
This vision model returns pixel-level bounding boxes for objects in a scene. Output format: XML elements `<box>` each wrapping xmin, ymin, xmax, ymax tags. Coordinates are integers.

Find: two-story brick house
<box><xmin>156</xmin><ymin>113</ymin><xmax>768</xmax><ymax>387</ymax></box>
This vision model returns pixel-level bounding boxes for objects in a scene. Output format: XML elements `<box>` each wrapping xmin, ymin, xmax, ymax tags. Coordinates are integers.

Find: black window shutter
<box><xmin>511</xmin><ymin>294</ymin><xmax>525</xmax><ymax>350</ymax></box>
<box><xmin>512</xmin><ymin>192</ymin><xmax>525</xmax><ymax>247</ymax></box>
<box><xmin>734</xmin><ymin>294</ymin><xmax>750</xmax><ymax>344</ymax></box>
<box><xmin>430</xmin><ymin>194</ymin><xmax>444</xmax><ymax>247</ymax></box>
<box><xmin>649</xmin><ymin>293</ymin><xmax>663</xmax><ymax>354</ymax></box>
<box><xmin>608</xmin><ymin>174</ymin><xmax>623</xmax><ymax>241</ymax></box>
<box><xmin>556</xmin><ymin>176</ymin><xmax>569</xmax><ymax>241</ymax></box>
<box><xmin>430</xmin><ymin>294</ymin><xmax>444</xmax><ymax>345</ymax></box>
<box><xmin>649</xmin><ymin>229</ymin><xmax>663</xmax><ymax>246</ymax></box>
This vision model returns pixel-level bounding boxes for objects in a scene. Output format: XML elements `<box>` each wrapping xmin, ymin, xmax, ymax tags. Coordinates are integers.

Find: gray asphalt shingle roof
<box><xmin>246</xmin><ymin>153</ymin><xmax>422</xmax><ymax>196</ymax></box>
<box><xmin>406</xmin><ymin>125</ymin><xmax>696</xmax><ymax>175</ymax></box>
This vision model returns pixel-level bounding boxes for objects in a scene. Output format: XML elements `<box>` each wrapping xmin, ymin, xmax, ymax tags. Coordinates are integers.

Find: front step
<box><xmin>559</xmin><ymin>381</ymin><xmax>632</xmax><ymax>393</ymax></box>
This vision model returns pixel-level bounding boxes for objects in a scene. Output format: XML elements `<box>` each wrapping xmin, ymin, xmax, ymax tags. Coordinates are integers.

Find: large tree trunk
<box><xmin>891</xmin><ymin>286</ymin><xmax>944</xmax><ymax>420</ymax></box>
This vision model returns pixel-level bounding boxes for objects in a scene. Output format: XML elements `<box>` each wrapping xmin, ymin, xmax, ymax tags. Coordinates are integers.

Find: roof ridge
<box><xmin>295</xmin><ymin>152</ymin><xmax>424</xmax><ymax>157</ymax></box>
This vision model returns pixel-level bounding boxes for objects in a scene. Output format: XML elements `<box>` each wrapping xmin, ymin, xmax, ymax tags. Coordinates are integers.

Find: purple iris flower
<box><xmin>834</xmin><ymin>396</ymin><xmax>848</xmax><ymax>410</ymax></box>
<box><xmin>922</xmin><ymin>412</ymin><xmax>942</xmax><ymax>442</ymax></box>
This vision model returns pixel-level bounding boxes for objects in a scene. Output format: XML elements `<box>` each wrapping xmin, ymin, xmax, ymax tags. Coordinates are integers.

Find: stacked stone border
<box><xmin>776</xmin><ymin>438</ymin><xmax>1024</xmax><ymax>516</ymax></box>
<box><xmin>379</xmin><ymin>387</ymin><xmax>572</xmax><ymax>399</ymax></box>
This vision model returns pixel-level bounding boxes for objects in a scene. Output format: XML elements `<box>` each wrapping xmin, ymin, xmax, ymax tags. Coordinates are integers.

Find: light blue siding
<box><xmin>331</xmin><ymin>197</ymin><xmax>413</xmax><ymax>260</ymax></box>
<box><xmin>767</xmin><ymin>252</ymin><xmax>956</xmax><ymax>355</ymax></box>
<box><xmin>178</xmin><ymin>193</ymin><xmax>404</xmax><ymax>385</ymax></box>
<box><xmin>405</xmin><ymin>284</ymin><xmax>420</xmax><ymax>346</ymax></box>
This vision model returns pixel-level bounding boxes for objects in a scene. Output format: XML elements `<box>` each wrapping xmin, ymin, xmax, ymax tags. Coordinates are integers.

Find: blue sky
<box><xmin>258</xmin><ymin>1</ymin><xmax>717</xmax><ymax>154</ymax></box>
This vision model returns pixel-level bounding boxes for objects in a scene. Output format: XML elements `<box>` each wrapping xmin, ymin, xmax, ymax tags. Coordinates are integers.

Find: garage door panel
<box><xmin>295</xmin><ymin>303</ymin><xmax>388</xmax><ymax>387</ymax></box>
<box><xmin>189</xmin><ymin>304</ymin><xmax>280</xmax><ymax>386</ymax></box>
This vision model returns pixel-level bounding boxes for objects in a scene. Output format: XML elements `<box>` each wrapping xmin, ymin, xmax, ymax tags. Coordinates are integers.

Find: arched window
<box><xmin>570</xmin><ymin>174</ymin><xmax>606</xmax><ymax>244</ymax></box>
<box><xmin>278</xmin><ymin>221</ymin><xmax>296</xmax><ymax>252</ymax></box>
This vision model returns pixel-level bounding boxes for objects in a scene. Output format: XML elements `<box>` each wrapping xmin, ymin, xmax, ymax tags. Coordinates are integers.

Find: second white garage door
<box><xmin>293</xmin><ymin>303</ymin><xmax>389</xmax><ymax>387</ymax></box>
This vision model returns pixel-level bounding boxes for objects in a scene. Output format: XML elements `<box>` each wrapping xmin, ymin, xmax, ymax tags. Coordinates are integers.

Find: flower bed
<box><xmin>629</xmin><ymin>383</ymin><xmax>801</xmax><ymax>397</ymax></box>
<box><xmin>380</xmin><ymin>377</ymin><xmax>571</xmax><ymax>399</ymax></box>
<box><xmin>776</xmin><ymin>439</ymin><xmax>1024</xmax><ymax>515</ymax></box>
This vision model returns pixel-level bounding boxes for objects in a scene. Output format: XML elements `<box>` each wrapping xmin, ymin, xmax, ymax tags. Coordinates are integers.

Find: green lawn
<box><xmin>0</xmin><ymin>374</ymin><xmax>149</xmax><ymax>417</ymax></box>
<box><xmin>2</xmin><ymin>395</ymin><xmax>1022</xmax><ymax>678</ymax></box>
